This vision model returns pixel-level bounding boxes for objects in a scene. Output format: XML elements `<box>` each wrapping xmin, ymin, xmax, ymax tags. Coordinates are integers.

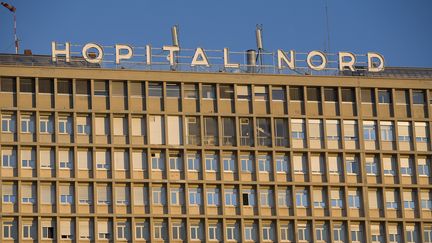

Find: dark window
<box><xmin>202</xmin><ymin>84</ymin><xmax>215</xmax><ymax>99</ymax></box>
<box><xmin>272</xmin><ymin>86</ymin><xmax>285</xmax><ymax>101</ymax></box>
<box><xmin>289</xmin><ymin>87</ymin><xmax>303</xmax><ymax>101</ymax></box>
<box><xmin>243</xmin><ymin>193</ymin><xmax>249</xmax><ymax>205</ymax></box>
<box><xmin>112</xmin><ymin>81</ymin><xmax>126</xmax><ymax>96</ymax></box>
<box><xmin>148</xmin><ymin>82</ymin><xmax>162</xmax><ymax>97</ymax></box>
<box><xmin>220</xmin><ymin>85</ymin><xmax>234</xmax><ymax>99</ymax></box>
<box><xmin>341</xmin><ymin>88</ymin><xmax>355</xmax><ymax>102</ymax></box>
<box><xmin>0</xmin><ymin>77</ymin><xmax>16</xmax><ymax>92</ymax></box>
<box><xmin>413</xmin><ymin>90</ymin><xmax>425</xmax><ymax>104</ymax></box>
<box><xmin>76</xmin><ymin>80</ymin><xmax>90</xmax><ymax>95</ymax></box>
<box><xmin>378</xmin><ymin>89</ymin><xmax>391</xmax><ymax>104</ymax></box>
<box><xmin>38</xmin><ymin>78</ymin><xmax>53</xmax><ymax>94</ymax></box>
<box><xmin>94</xmin><ymin>80</ymin><xmax>108</xmax><ymax>96</ymax></box>
<box><xmin>20</xmin><ymin>78</ymin><xmax>35</xmax><ymax>93</ymax></box>
<box><xmin>166</xmin><ymin>83</ymin><xmax>180</xmax><ymax>98</ymax></box>
<box><xmin>307</xmin><ymin>87</ymin><xmax>320</xmax><ymax>101</ymax></box>
<box><xmin>130</xmin><ymin>82</ymin><xmax>144</xmax><ymax>97</ymax></box>
<box><xmin>324</xmin><ymin>88</ymin><xmax>337</xmax><ymax>101</ymax></box>
<box><xmin>361</xmin><ymin>88</ymin><xmax>374</xmax><ymax>103</ymax></box>
<box><xmin>395</xmin><ymin>90</ymin><xmax>409</xmax><ymax>104</ymax></box>
<box><xmin>184</xmin><ymin>84</ymin><xmax>197</xmax><ymax>98</ymax></box>
<box><xmin>57</xmin><ymin>79</ymin><xmax>72</xmax><ymax>94</ymax></box>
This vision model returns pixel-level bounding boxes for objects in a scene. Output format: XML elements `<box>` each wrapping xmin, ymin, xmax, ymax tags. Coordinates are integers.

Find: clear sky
<box><xmin>0</xmin><ymin>0</ymin><xmax>431</xmax><ymax>67</ymax></box>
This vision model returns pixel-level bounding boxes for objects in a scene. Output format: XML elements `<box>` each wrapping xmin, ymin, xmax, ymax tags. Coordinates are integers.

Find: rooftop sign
<box><xmin>51</xmin><ymin>42</ymin><xmax>385</xmax><ymax>74</ymax></box>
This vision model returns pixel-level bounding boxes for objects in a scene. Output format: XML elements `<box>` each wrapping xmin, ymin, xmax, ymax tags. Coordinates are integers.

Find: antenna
<box><xmin>324</xmin><ymin>0</ymin><xmax>331</xmax><ymax>53</ymax></box>
<box><xmin>170</xmin><ymin>25</ymin><xmax>180</xmax><ymax>70</ymax></box>
<box><xmin>1</xmin><ymin>2</ymin><xmax>18</xmax><ymax>54</ymax></box>
<box><xmin>171</xmin><ymin>25</ymin><xmax>180</xmax><ymax>47</ymax></box>
<box><xmin>255</xmin><ymin>24</ymin><xmax>264</xmax><ymax>72</ymax></box>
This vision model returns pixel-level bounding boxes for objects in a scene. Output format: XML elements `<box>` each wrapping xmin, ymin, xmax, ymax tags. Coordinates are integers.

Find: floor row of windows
<box><xmin>1</xmin><ymin>218</ymin><xmax>432</xmax><ymax>242</ymax></box>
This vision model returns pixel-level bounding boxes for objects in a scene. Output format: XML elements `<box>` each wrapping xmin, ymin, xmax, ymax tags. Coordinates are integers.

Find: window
<box><xmin>186</xmin><ymin>116</ymin><xmax>200</xmax><ymax>145</ymax></box>
<box><xmin>272</xmin><ymin>86</ymin><xmax>285</xmax><ymax>101</ymax></box>
<box><xmin>378</xmin><ymin>89</ymin><xmax>391</xmax><ymax>103</ymax></box>
<box><xmin>153</xmin><ymin>224</ymin><xmax>162</xmax><ymax>239</ymax></box>
<box><xmin>403</xmin><ymin>191</ymin><xmax>415</xmax><ymax>209</ymax></box>
<box><xmin>380</xmin><ymin>121</ymin><xmax>394</xmax><ymax>141</ymax></box>
<box><xmin>220</xmin><ymin>84</ymin><xmax>234</xmax><ymax>99</ymax></box>
<box><xmin>117</xmin><ymin>223</ymin><xmax>127</xmax><ymax>240</ymax></box>
<box><xmin>207</xmin><ymin>188</ymin><xmax>219</xmax><ymax>206</ymax></box>
<box><xmin>3</xmin><ymin>222</ymin><xmax>13</xmax><ymax>239</ymax></box>
<box><xmin>424</xmin><ymin>227</ymin><xmax>432</xmax><ymax>243</ymax></box>
<box><xmin>326</xmin><ymin>120</ymin><xmax>340</xmax><ymax>140</ymax></box>
<box><xmin>366</xmin><ymin>156</ymin><xmax>379</xmax><ymax>175</ymax></box>
<box><xmin>297</xmin><ymin>225</ymin><xmax>308</xmax><ymax>241</ymax></box>
<box><xmin>293</xmin><ymin>154</ymin><xmax>306</xmax><ymax>174</ymax></box>
<box><xmin>313</xmin><ymin>189</ymin><xmax>325</xmax><ymax>208</ymax></box>
<box><xmin>244</xmin><ymin>226</ymin><xmax>253</xmax><ymax>241</ymax></box>
<box><xmin>406</xmin><ymin>227</ymin><xmax>416</xmax><ymax>243</ymax></box>
<box><xmin>278</xmin><ymin>190</ymin><xmax>290</xmax><ymax>207</ymax></box>
<box><xmin>205</xmin><ymin>154</ymin><xmax>218</xmax><ymax>172</ymax></box>
<box><xmin>331</xmin><ymin>190</ymin><xmax>343</xmax><ymax>208</ymax></box>
<box><xmin>42</xmin><ymin>226</ymin><xmax>54</xmax><ymax>239</ymax></box>
<box><xmin>152</xmin><ymin>188</ymin><xmax>162</xmax><ymax>205</ymax></box>
<box><xmin>262</xmin><ymin>226</ymin><xmax>271</xmax><ymax>241</ymax></box>
<box><xmin>289</xmin><ymin>86</ymin><xmax>303</xmax><ymax>101</ymax></box>
<box><xmin>76</xmin><ymin>80</ymin><xmax>90</xmax><ymax>95</ymax></box>
<box><xmin>386</xmin><ymin>191</ymin><xmax>398</xmax><ymax>209</ymax></box>
<box><xmin>296</xmin><ymin>190</ymin><xmax>309</xmax><ymax>207</ymax></box>
<box><xmin>344</xmin><ymin>120</ymin><xmax>358</xmax><ymax>140</ymax></box>
<box><xmin>58</xmin><ymin>117</ymin><xmax>71</xmax><ymax>134</ymax></box>
<box><xmin>39</xmin><ymin>117</ymin><xmax>52</xmax><ymax>134</ymax></box>
<box><xmin>280</xmin><ymin>226</ymin><xmax>290</xmax><ymax>242</ymax></box>
<box><xmin>96</xmin><ymin>151</ymin><xmax>110</xmax><ymax>170</ymax></box>
<box><xmin>202</xmin><ymin>84</ymin><xmax>215</xmax><ymax>99</ymax></box>
<box><xmin>187</xmin><ymin>154</ymin><xmax>200</xmax><ymax>171</ymax></box>
<box><xmin>204</xmin><ymin>117</ymin><xmax>218</xmax><ymax>145</ymax></box>
<box><xmin>315</xmin><ymin>225</ymin><xmax>326</xmax><ymax>241</ymax></box>
<box><xmin>226</xmin><ymin>226</ymin><xmax>235</xmax><ymax>241</ymax></box>
<box><xmin>324</xmin><ymin>87</ymin><xmax>337</xmax><ymax>101</ymax></box>
<box><xmin>225</xmin><ymin>189</ymin><xmax>237</xmax><ymax>206</ymax></box>
<box><xmin>400</xmin><ymin>157</ymin><xmax>413</xmax><ymax>176</ymax></box>
<box><xmin>20</xmin><ymin>116</ymin><xmax>32</xmax><ymax>133</ymax></box>
<box><xmin>276</xmin><ymin>155</ymin><xmax>289</xmax><ymax>173</ymax></box>
<box><xmin>2</xmin><ymin>184</ymin><xmax>16</xmax><ymax>203</ymax></box>
<box><xmin>274</xmin><ymin>118</ymin><xmax>288</xmax><ymax>146</ymax></box>
<box><xmin>94</xmin><ymin>80</ymin><xmax>108</xmax><ymax>96</ymax></box>
<box><xmin>189</xmin><ymin>188</ymin><xmax>201</xmax><ymax>205</ymax></box>
<box><xmin>256</xmin><ymin>118</ymin><xmax>271</xmax><ymax>146</ymax></box>
<box><xmin>413</xmin><ymin>90</ymin><xmax>425</xmax><ymax>104</ymax></box>
<box><xmin>415</xmin><ymin>122</ymin><xmax>429</xmax><ymax>143</ymax></box>
<box><xmin>254</xmin><ymin>85</ymin><xmax>268</xmax><ymax>100</ymax></box>
<box><xmin>243</xmin><ymin>190</ymin><xmax>255</xmax><ymax>206</ymax></box>
<box><xmin>388</xmin><ymin>228</ymin><xmax>400</xmax><ymax>243</ymax></box>
<box><xmin>363</xmin><ymin>121</ymin><xmax>376</xmax><ymax>140</ymax></box>
<box><xmin>383</xmin><ymin>157</ymin><xmax>396</xmax><ymax>176</ymax></box>
<box><xmin>0</xmin><ymin>77</ymin><xmax>16</xmax><ymax>92</ymax></box>
<box><xmin>60</xmin><ymin>194</ymin><xmax>73</xmax><ymax>204</ymax></box>
<box><xmin>333</xmin><ymin>225</ymin><xmax>344</xmax><ymax>242</ymax></box>
<box><xmin>208</xmin><ymin>225</ymin><xmax>217</xmax><ymax>241</ymax></box>
<box><xmin>166</xmin><ymin>83</ymin><xmax>180</xmax><ymax>98</ymax></box>
<box><xmin>20</xmin><ymin>78</ymin><xmax>34</xmax><ymax>93</ymax></box>
<box><xmin>21</xmin><ymin>150</ymin><xmax>35</xmax><ymax>169</ymax></box>
<box><xmin>190</xmin><ymin>225</ymin><xmax>199</xmax><ymax>240</ymax></box>
<box><xmin>348</xmin><ymin>191</ymin><xmax>361</xmax><ymax>208</ymax></box>
<box><xmin>346</xmin><ymin>156</ymin><xmax>358</xmax><ymax>174</ymax></box>
<box><xmin>222</xmin><ymin>117</ymin><xmax>236</xmax><ymax>146</ymax></box>
<box><xmin>97</xmin><ymin>186</ymin><xmax>111</xmax><ymax>205</ymax></box>
<box><xmin>241</xmin><ymin>155</ymin><xmax>253</xmax><ymax>172</ymax></box>
<box><xmin>57</xmin><ymin>79</ymin><xmax>72</xmax><ymax>94</ymax></box>
<box><xmin>351</xmin><ymin>227</ymin><xmax>362</xmax><ymax>243</ymax></box>
<box><xmin>38</xmin><ymin>78</ymin><xmax>53</xmax><ymax>93</ymax></box>
<box><xmin>78</xmin><ymin>185</ymin><xmax>92</xmax><ymax>204</ymax></box>
<box><xmin>172</xmin><ymin>224</ymin><xmax>181</xmax><ymax>240</ymax></box>
<box><xmin>170</xmin><ymin>188</ymin><xmax>180</xmax><ymax>205</ymax></box>
<box><xmin>341</xmin><ymin>88</ymin><xmax>355</xmax><ymax>102</ymax></box>
<box><xmin>148</xmin><ymin>82</ymin><xmax>162</xmax><ymax>97</ymax></box>
<box><xmin>151</xmin><ymin>152</ymin><xmax>164</xmax><ymax>171</ymax></box>
<box><xmin>1</xmin><ymin>114</ymin><xmax>14</xmax><ymax>133</ymax></box>
<box><xmin>258</xmin><ymin>155</ymin><xmax>271</xmax><ymax>173</ymax></box>
<box><xmin>328</xmin><ymin>155</ymin><xmax>341</xmax><ymax>175</ymax></box>
<box><xmin>223</xmin><ymin>155</ymin><xmax>235</xmax><ymax>172</ymax></box>
<box><xmin>23</xmin><ymin>224</ymin><xmax>32</xmax><ymax>239</ymax></box>
<box><xmin>396</xmin><ymin>90</ymin><xmax>409</xmax><ymax>104</ymax></box>
<box><xmin>418</xmin><ymin>158</ymin><xmax>430</xmax><ymax>176</ymax></box>
<box><xmin>2</xmin><ymin>149</ymin><xmax>16</xmax><ymax>168</ymax></box>
<box><xmin>169</xmin><ymin>154</ymin><xmax>182</xmax><ymax>171</ymax></box>
<box><xmin>135</xmin><ymin>223</ymin><xmax>146</xmax><ymax>239</ymax></box>
<box><xmin>130</xmin><ymin>82</ymin><xmax>144</xmax><ymax>97</ymax></box>
<box><xmin>184</xmin><ymin>84</ymin><xmax>197</xmax><ymax>98</ymax></box>
<box><xmin>361</xmin><ymin>88</ymin><xmax>374</xmax><ymax>103</ymax></box>
<box><xmin>76</xmin><ymin>116</ymin><xmax>90</xmax><ymax>135</ymax></box>
<box><xmin>291</xmin><ymin>119</ymin><xmax>305</xmax><ymax>139</ymax></box>
<box><xmin>240</xmin><ymin>118</ymin><xmax>253</xmax><ymax>146</ymax></box>
<box><xmin>311</xmin><ymin>154</ymin><xmax>324</xmax><ymax>174</ymax></box>
<box><xmin>237</xmin><ymin>85</ymin><xmax>250</xmax><ymax>100</ymax></box>
<box><xmin>307</xmin><ymin>87</ymin><xmax>320</xmax><ymax>101</ymax></box>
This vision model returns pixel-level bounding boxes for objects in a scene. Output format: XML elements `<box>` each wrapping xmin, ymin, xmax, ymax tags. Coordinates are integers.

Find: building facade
<box><xmin>0</xmin><ymin>63</ymin><xmax>431</xmax><ymax>243</ymax></box>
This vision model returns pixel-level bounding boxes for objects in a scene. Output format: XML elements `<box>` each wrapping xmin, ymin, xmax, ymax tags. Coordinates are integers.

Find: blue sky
<box><xmin>0</xmin><ymin>0</ymin><xmax>431</xmax><ymax>67</ymax></box>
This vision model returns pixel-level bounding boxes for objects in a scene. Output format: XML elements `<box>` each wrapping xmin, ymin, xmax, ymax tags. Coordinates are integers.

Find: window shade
<box><xmin>95</xmin><ymin>117</ymin><xmax>106</xmax><ymax>135</ymax></box>
<box><xmin>368</xmin><ymin>191</ymin><xmax>378</xmax><ymax>208</ymax></box>
<box><xmin>132</xmin><ymin>151</ymin><xmax>146</xmax><ymax>170</ymax></box>
<box><xmin>134</xmin><ymin>187</ymin><xmax>145</xmax><ymax>205</ymax></box>
<box><xmin>21</xmin><ymin>185</ymin><xmax>33</xmax><ymax>198</ymax></box>
<box><xmin>383</xmin><ymin>157</ymin><xmax>393</xmax><ymax>170</ymax></box>
<box><xmin>41</xmin><ymin>185</ymin><xmax>53</xmax><ymax>204</ymax></box>
<box><xmin>291</xmin><ymin>119</ymin><xmax>304</xmax><ymax>132</ymax></box>
<box><xmin>113</xmin><ymin>117</ymin><xmax>124</xmax><ymax>136</ymax></box>
<box><xmin>78</xmin><ymin>151</ymin><xmax>91</xmax><ymax>169</ymax></box>
<box><xmin>98</xmin><ymin>221</ymin><xmax>108</xmax><ymax>233</ymax></box>
<box><xmin>131</xmin><ymin>118</ymin><xmax>143</xmax><ymax>136</ymax></box>
<box><xmin>114</xmin><ymin>151</ymin><xmax>128</xmax><ymax>170</ymax></box>
<box><xmin>60</xmin><ymin>221</ymin><xmax>71</xmax><ymax>235</ymax></box>
<box><xmin>403</xmin><ymin>191</ymin><xmax>413</xmax><ymax>201</ymax></box>
<box><xmin>116</xmin><ymin>187</ymin><xmax>127</xmax><ymax>201</ymax></box>
<box><xmin>415</xmin><ymin>122</ymin><xmax>427</xmax><ymax>137</ymax></box>
<box><xmin>78</xmin><ymin>185</ymin><xmax>90</xmax><ymax>201</ymax></box>
<box><xmin>79</xmin><ymin>221</ymin><xmax>90</xmax><ymax>237</ymax></box>
<box><xmin>237</xmin><ymin>85</ymin><xmax>249</xmax><ymax>96</ymax></box>
<box><xmin>385</xmin><ymin>191</ymin><xmax>396</xmax><ymax>202</ymax></box>
<box><xmin>326</xmin><ymin>120</ymin><xmax>339</xmax><ymax>136</ymax></box>
<box><xmin>343</xmin><ymin>121</ymin><xmax>357</xmax><ymax>137</ymax></box>
<box><xmin>313</xmin><ymin>190</ymin><xmax>323</xmax><ymax>201</ymax></box>
<box><xmin>397</xmin><ymin>122</ymin><xmax>410</xmax><ymax>137</ymax></box>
